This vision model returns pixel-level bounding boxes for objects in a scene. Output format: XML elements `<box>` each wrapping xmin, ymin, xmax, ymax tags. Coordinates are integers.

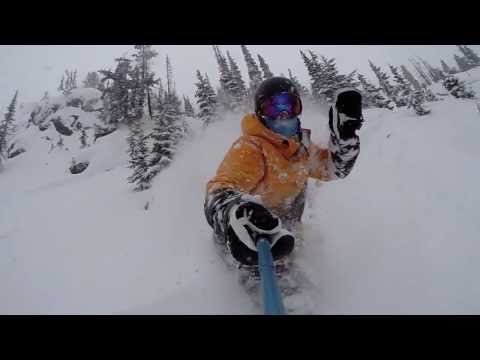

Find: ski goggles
<box><xmin>259</xmin><ymin>92</ymin><xmax>302</xmax><ymax>120</ymax></box>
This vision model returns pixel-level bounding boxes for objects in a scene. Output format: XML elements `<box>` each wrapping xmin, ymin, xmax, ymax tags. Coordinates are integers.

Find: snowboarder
<box><xmin>204</xmin><ymin>77</ymin><xmax>364</xmax><ymax>275</ymax></box>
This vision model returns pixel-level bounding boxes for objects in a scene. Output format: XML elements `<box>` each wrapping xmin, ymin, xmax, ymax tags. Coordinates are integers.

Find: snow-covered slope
<box><xmin>1</xmin><ymin>79</ymin><xmax>480</xmax><ymax>314</ymax></box>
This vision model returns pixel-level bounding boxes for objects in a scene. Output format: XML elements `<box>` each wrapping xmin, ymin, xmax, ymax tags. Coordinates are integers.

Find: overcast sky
<box><xmin>1</xmin><ymin>45</ymin><xmax>479</xmax><ymax>111</ymax></box>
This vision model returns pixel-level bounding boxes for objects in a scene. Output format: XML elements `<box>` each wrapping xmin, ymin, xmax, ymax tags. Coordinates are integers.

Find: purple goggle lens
<box><xmin>260</xmin><ymin>92</ymin><xmax>302</xmax><ymax>119</ymax></box>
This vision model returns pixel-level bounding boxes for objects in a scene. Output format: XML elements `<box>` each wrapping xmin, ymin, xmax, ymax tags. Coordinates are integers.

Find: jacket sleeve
<box><xmin>204</xmin><ymin>137</ymin><xmax>265</xmax><ymax>236</ymax></box>
<box><xmin>308</xmin><ymin>128</ymin><xmax>361</xmax><ymax>181</ymax></box>
<box><xmin>207</xmin><ymin>137</ymin><xmax>265</xmax><ymax>194</ymax></box>
<box><xmin>308</xmin><ymin>143</ymin><xmax>333</xmax><ymax>181</ymax></box>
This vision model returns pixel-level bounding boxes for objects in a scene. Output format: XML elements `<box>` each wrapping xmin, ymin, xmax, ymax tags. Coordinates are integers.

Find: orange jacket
<box><xmin>207</xmin><ymin>114</ymin><xmax>333</xmax><ymax>212</ymax></box>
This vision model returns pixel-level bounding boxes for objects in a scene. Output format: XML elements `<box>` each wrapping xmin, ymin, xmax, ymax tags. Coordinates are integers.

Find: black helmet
<box><xmin>254</xmin><ymin>77</ymin><xmax>302</xmax><ymax>118</ymax></box>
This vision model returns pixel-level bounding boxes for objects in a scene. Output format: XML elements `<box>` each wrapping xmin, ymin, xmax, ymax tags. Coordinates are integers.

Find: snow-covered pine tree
<box><xmin>319</xmin><ymin>56</ymin><xmax>339</xmax><ymax>101</ymax></box>
<box><xmin>319</xmin><ymin>55</ymin><xmax>356</xmax><ymax>102</ymax></box>
<box><xmin>226</xmin><ymin>51</ymin><xmax>247</xmax><ymax>110</ymax></box>
<box><xmin>257</xmin><ymin>54</ymin><xmax>274</xmax><ymax>79</ymax></box>
<box><xmin>389</xmin><ymin>65</ymin><xmax>410</xmax><ymax>107</ymax></box>
<box><xmin>83</xmin><ymin>72</ymin><xmax>101</xmax><ymax>88</ymax></box>
<box><xmin>215</xmin><ymin>86</ymin><xmax>230</xmax><ymax>113</ymax></box>
<box><xmin>440</xmin><ymin>59</ymin><xmax>455</xmax><ymax>75</ymax></box>
<box><xmin>183</xmin><ymin>95</ymin><xmax>195</xmax><ymax>117</ymax></box>
<box><xmin>454</xmin><ymin>54</ymin><xmax>470</xmax><ymax>73</ymax></box>
<box><xmin>400</xmin><ymin>65</ymin><xmax>422</xmax><ymax>90</ymax></box>
<box><xmin>457</xmin><ymin>45</ymin><xmax>480</xmax><ymax>69</ymax></box>
<box><xmin>128</xmin><ymin>66</ymin><xmax>143</xmax><ymax>121</ymax></box>
<box><xmin>442</xmin><ymin>75</ymin><xmax>476</xmax><ymax>99</ymax></box>
<box><xmin>99</xmin><ymin>57</ymin><xmax>133</xmax><ymax>125</ymax></box>
<box><xmin>407</xmin><ymin>89</ymin><xmax>431</xmax><ymax>116</ymax></box>
<box><xmin>146</xmin><ymin>57</ymin><xmax>188</xmax><ymax>183</ymax></box>
<box><xmin>300</xmin><ymin>50</ymin><xmax>358</xmax><ymax>104</ymax></box>
<box><xmin>132</xmin><ymin>45</ymin><xmax>159</xmax><ymax>119</ymax></box>
<box><xmin>409</xmin><ymin>58</ymin><xmax>432</xmax><ymax>86</ymax></box>
<box><xmin>421</xmin><ymin>84</ymin><xmax>439</xmax><ymax>102</ymax></box>
<box><xmin>0</xmin><ymin>90</ymin><xmax>18</xmax><ymax>165</ymax></box>
<box><xmin>120</xmin><ymin>49</ymin><xmax>158</xmax><ymax>189</ymax></box>
<box><xmin>213</xmin><ymin>45</ymin><xmax>234</xmax><ymax>110</ymax></box>
<box><xmin>356</xmin><ymin>74</ymin><xmax>374</xmax><ymax>108</ymax></box>
<box><xmin>58</xmin><ymin>75</ymin><xmax>65</xmax><ymax>94</ymax></box>
<box><xmin>287</xmin><ymin>69</ymin><xmax>309</xmax><ymax>98</ymax></box>
<box><xmin>464</xmin><ymin>46</ymin><xmax>480</xmax><ymax>66</ymax></box>
<box><xmin>369</xmin><ymin>60</ymin><xmax>398</xmax><ymax>105</ymax></box>
<box><xmin>194</xmin><ymin>71</ymin><xmax>217</xmax><ymax>127</ymax></box>
<box><xmin>155</xmin><ymin>78</ymin><xmax>165</xmax><ymax>114</ymax></box>
<box><xmin>240</xmin><ymin>45</ymin><xmax>263</xmax><ymax>97</ymax></box>
<box><xmin>60</xmin><ymin>70</ymin><xmax>78</xmax><ymax>95</ymax></box>
<box><xmin>357</xmin><ymin>74</ymin><xmax>394</xmax><ymax>109</ymax></box>
<box><xmin>300</xmin><ymin>50</ymin><xmax>328</xmax><ymax>102</ymax></box>
<box><xmin>126</xmin><ymin>119</ymin><xmax>150</xmax><ymax>191</ymax></box>
<box><xmin>72</xmin><ymin>70</ymin><xmax>78</xmax><ymax>89</ymax></box>
<box><xmin>164</xmin><ymin>57</ymin><xmax>184</xmax><ymax>122</ymax></box>
<box><xmin>418</xmin><ymin>57</ymin><xmax>444</xmax><ymax>83</ymax></box>
<box><xmin>146</xmin><ymin>113</ymin><xmax>174</xmax><ymax>182</ymax></box>
<box><xmin>147</xmin><ymin>99</ymin><xmax>185</xmax><ymax>181</ymax></box>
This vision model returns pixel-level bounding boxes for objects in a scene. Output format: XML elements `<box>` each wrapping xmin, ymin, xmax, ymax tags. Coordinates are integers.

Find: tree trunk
<box><xmin>147</xmin><ymin>89</ymin><xmax>152</xmax><ymax>119</ymax></box>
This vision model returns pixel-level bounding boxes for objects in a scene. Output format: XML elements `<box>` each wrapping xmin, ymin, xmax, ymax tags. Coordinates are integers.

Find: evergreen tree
<box><xmin>409</xmin><ymin>58</ymin><xmax>432</xmax><ymax>86</ymax></box>
<box><xmin>226</xmin><ymin>51</ymin><xmax>247</xmax><ymax>109</ymax></box>
<box><xmin>421</xmin><ymin>84</ymin><xmax>439</xmax><ymax>102</ymax></box>
<box><xmin>132</xmin><ymin>45</ymin><xmax>159</xmax><ymax>119</ymax></box>
<box><xmin>319</xmin><ymin>55</ymin><xmax>358</xmax><ymax>102</ymax></box>
<box><xmin>99</xmin><ymin>57</ymin><xmax>134</xmax><ymax>125</ymax></box>
<box><xmin>301</xmin><ymin>50</ymin><xmax>358</xmax><ymax>103</ymax></box>
<box><xmin>442</xmin><ymin>75</ymin><xmax>476</xmax><ymax>99</ymax></box>
<box><xmin>300</xmin><ymin>50</ymin><xmax>324</xmax><ymax>101</ymax></box>
<box><xmin>418</xmin><ymin>58</ymin><xmax>444</xmax><ymax>82</ymax></box>
<box><xmin>454</xmin><ymin>54</ymin><xmax>470</xmax><ymax>72</ymax></box>
<box><xmin>369</xmin><ymin>60</ymin><xmax>397</xmax><ymax>104</ymax></box>
<box><xmin>257</xmin><ymin>54</ymin><xmax>274</xmax><ymax>79</ymax></box>
<box><xmin>407</xmin><ymin>89</ymin><xmax>431</xmax><ymax>116</ymax></box>
<box><xmin>357</xmin><ymin>74</ymin><xmax>394</xmax><ymax>109</ymax></box>
<box><xmin>58</xmin><ymin>75</ymin><xmax>65</xmax><ymax>94</ymax></box>
<box><xmin>83</xmin><ymin>72</ymin><xmax>101</xmax><ymax>88</ymax></box>
<box><xmin>213</xmin><ymin>45</ymin><xmax>234</xmax><ymax>109</ymax></box>
<box><xmin>457</xmin><ymin>45</ymin><xmax>480</xmax><ymax>68</ymax></box>
<box><xmin>0</xmin><ymin>91</ymin><xmax>18</xmax><ymax>164</ymax></box>
<box><xmin>240</xmin><ymin>45</ymin><xmax>263</xmax><ymax>96</ymax></box>
<box><xmin>59</xmin><ymin>69</ymin><xmax>78</xmax><ymax>95</ymax></box>
<box><xmin>147</xmin><ymin>102</ymin><xmax>186</xmax><ymax>182</ymax></box>
<box><xmin>194</xmin><ymin>71</ymin><xmax>217</xmax><ymax>126</ymax></box>
<box><xmin>183</xmin><ymin>95</ymin><xmax>195</xmax><ymax>117</ymax></box>
<box><xmin>147</xmin><ymin>113</ymin><xmax>175</xmax><ymax>182</ymax></box>
<box><xmin>156</xmin><ymin>78</ymin><xmax>165</xmax><ymax>114</ymax></box>
<box><xmin>164</xmin><ymin>57</ymin><xmax>183</xmax><ymax>118</ymax></box>
<box><xmin>400</xmin><ymin>65</ymin><xmax>422</xmax><ymax>90</ymax></box>
<box><xmin>464</xmin><ymin>46</ymin><xmax>480</xmax><ymax>66</ymax></box>
<box><xmin>146</xmin><ymin>57</ymin><xmax>188</xmax><ymax>183</ymax></box>
<box><xmin>389</xmin><ymin>65</ymin><xmax>411</xmax><ymax>107</ymax></box>
<box><xmin>126</xmin><ymin>119</ymin><xmax>150</xmax><ymax>191</ymax></box>
<box><xmin>441</xmin><ymin>59</ymin><xmax>455</xmax><ymax>74</ymax></box>
<box><xmin>128</xmin><ymin>65</ymin><xmax>144</xmax><ymax>121</ymax></box>
<box><xmin>287</xmin><ymin>69</ymin><xmax>309</xmax><ymax>98</ymax></box>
